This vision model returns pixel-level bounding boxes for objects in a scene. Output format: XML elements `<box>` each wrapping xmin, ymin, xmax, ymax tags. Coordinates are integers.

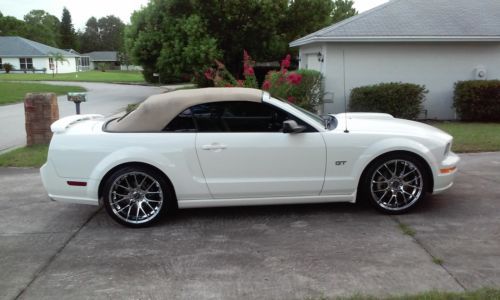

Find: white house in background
<box><xmin>83</xmin><ymin>51</ymin><xmax>143</xmax><ymax>71</ymax></box>
<box><xmin>0</xmin><ymin>36</ymin><xmax>87</xmax><ymax>73</ymax></box>
<box><xmin>83</xmin><ymin>51</ymin><xmax>120</xmax><ymax>70</ymax></box>
<box><xmin>290</xmin><ymin>0</ymin><xmax>500</xmax><ymax>119</ymax></box>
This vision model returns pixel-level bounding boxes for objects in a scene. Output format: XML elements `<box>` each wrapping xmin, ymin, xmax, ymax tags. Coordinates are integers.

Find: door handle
<box><xmin>202</xmin><ymin>143</ymin><xmax>227</xmax><ymax>151</ymax></box>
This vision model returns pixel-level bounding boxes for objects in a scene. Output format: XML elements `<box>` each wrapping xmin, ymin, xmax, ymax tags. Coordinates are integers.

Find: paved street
<box><xmin>0</xmin><ymin>153</ymin><xmax>499</xmax><ymax>300</ymax></box>
<box><xmin>0</xmin><ymin>82</ymin><xmax>165</xmax><ymax>151</ymax></box>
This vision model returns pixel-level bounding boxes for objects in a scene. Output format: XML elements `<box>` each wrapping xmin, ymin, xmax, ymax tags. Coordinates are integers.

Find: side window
<box><xmin>221</xmin><ymin>102</ymin><xmax>286</xmax><ymax>132</ymax></box>
<box><xmin>163</xmin><ymin>109</ymin><xmax>196</xmax><ymax>132</ymax></box>
<box><xmin>191</xmin><ymin>103</ymin><xmax>226</xmax><ymax>132</ymax></box>
<box><xmin>164</xmin><ymin>101</ymin><xmax>316</xmax><ymax>133</ymax></box>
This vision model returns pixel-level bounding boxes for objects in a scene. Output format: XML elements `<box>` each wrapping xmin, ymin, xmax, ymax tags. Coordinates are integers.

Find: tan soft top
<box><xmin>106</xmin><ymin>87</ymin><xmax>264</xmax><ymax>132</ymax></box>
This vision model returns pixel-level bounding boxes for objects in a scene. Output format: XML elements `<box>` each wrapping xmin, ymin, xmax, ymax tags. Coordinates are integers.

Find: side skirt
<box><xmin>178</xmin><ymin>193</ymin><xmax>356</xmax><ymax>209</ymax></box>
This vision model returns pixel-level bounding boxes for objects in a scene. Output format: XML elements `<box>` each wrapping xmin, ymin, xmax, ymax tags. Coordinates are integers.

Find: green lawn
<box><xmin>0</xmin><ymin>82</ymin><xmax>86</xmax><ymax>105</ymax></box>
<box><xmin>0</xmin><ymin>70</ymin><xmax>145</xmax><ymax>83</ymax></box>
<box><xmin>0</xmin><ymin>145</ymin><xmax>48</xmax><ymax>168</ymax></box>
<box><xmin>429</xmin><ymin>122</ymin><xmax>500</xmax><ymax>153</ymax></box>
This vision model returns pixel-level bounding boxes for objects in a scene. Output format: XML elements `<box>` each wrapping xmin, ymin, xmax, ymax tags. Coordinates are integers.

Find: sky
<box><xmin>0</xmin><ymin>0</ymin><xmax>389</xmax><ymax>31</ymax></box>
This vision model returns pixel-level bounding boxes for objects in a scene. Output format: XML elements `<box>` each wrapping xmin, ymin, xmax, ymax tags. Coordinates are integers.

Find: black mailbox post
<box><xmin>67</xmin><ymin>92</ymin><xmax>86</xmax><ymax>114</ymax></box>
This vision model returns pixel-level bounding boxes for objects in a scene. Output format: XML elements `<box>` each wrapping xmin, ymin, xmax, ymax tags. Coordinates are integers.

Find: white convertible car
<box><xmin>41</xmin><ymin>88</ymin><xmax>459</xmax><ymax>227</ymax></box>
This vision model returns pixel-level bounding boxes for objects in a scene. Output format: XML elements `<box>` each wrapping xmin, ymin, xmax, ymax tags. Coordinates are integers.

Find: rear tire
<box><xmin>103</xmin><ymin>166</ymin><xmax>174</xmax><ymax>228</ymax></box>
<box><xmin>359</xmin><ymin>153</ymin><xmax>428</xmax><ymax>214</ymax></box>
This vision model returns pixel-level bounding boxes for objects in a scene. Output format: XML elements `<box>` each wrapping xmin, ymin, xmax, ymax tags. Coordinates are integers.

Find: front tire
<box><xmin>360</xmin><ymin>154</ymin><xmax>428</xmax><ymax>214</ymax></box>
<box><xmin>103</xmin><ymin>166</ymin><xmax>173</xmax><ymax>227</ymax></box>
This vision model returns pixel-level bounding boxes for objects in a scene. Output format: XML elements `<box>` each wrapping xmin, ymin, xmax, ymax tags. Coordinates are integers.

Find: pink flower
<box><xmin>281</xmin><ymin>54</ymin><xmax>291</xmax><ymax>69</ymax></box>
<box><xmin>204</xmin><ymin>69</ymin><xmax>214</xmax><ymax>80</ymax></box>
<box><xmin>243</xmin><ymin>50</ymin><xmax>250</xmax><ymax>61</ymax></box>
<box><xmin>287</xmin><ymin>96</ymin><xmax>296</xmax><ymax>103</ymax></box>
<box><xmin>244</xmin><ymin>66</ymin><xmax>254</xmax><ymax>76</ymax></box>
<box><xmin>237</xmin><ymin>80</ymin><xmax>244</xmax><ymax>87</ymax></box>
<box><xmin>225</xmin><ymin>83</ymin><xmax>233</xmax><ymax>87</ymax></box>
<box><xmin>286</xmin><ymin>73</ymin><xmax>302</xmax><ymax>85</ymax></box>
<box><xmin>262</xmin><ymin>80</ymin><xmax>271</xmax><ymax>90</ymax></box>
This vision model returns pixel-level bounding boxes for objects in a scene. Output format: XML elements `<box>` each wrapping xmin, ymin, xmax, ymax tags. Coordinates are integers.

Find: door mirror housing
<box><xmin>283</xmin><ymin>120</ymin><xmax>306</xmax><ymax>134</ymax></box>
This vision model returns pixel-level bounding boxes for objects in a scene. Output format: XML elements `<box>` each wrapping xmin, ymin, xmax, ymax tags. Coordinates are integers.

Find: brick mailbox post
<box><xmin>24</xmin><ymin>93</ymin><xmax>59</xmax><ymax>146</ymax></box>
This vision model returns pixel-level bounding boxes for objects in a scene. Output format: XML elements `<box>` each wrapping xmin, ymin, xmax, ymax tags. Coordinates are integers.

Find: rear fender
<box><xmin>87</xmin><ymin>147</ymin><xmax>173</xmax><ymax>200</ymax></box>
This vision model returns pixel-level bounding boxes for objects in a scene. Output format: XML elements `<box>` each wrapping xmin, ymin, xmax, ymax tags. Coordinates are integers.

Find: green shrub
<box><xmin>2</xmin><ymin>63</ymin><xmax>13</xmax><ymax>74</ymax></box>
<box><xmin>454</xmin><ymin>80</ymin><xmax>500</xmax><ymax>121</ymax></box>
<box><xmin>350</xmin><ymin>82</ymin><xmax>427</xmax><ymax>119</ymax></box>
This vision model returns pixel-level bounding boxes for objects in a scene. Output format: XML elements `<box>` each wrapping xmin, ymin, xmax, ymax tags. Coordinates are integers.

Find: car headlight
<box><xmin>444</xmin><ymin>142</ymin><xmax>452</xmax><ymax>156</ymax></box>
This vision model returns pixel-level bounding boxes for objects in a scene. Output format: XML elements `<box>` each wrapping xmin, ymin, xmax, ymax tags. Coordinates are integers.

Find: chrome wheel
<box><xmin>108</xmin><ymin>171</ymin><xmax>164</xmax><ymax>225</ymax></box>
<box><xmin>370</xmin><ymin>159</ymin><xmax>424</xmax><ymax>211</ymax></box>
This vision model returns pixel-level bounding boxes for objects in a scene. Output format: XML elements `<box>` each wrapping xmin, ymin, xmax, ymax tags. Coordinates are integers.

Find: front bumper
<box><xmin>433</xmin><ymin>152</ymin><xmax>460</xmax><ymax>194</ymax></box>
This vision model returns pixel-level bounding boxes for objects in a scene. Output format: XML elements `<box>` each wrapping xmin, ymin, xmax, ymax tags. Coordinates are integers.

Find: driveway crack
<box><xmin>13</xmin><ymin>208</ymin><xmax>101</xmax><ymax>300</ymax></box>
<box><xmin>391</xmin><ymin>216</ymin><xmax>467</xmax><ymax>291</ymax></box>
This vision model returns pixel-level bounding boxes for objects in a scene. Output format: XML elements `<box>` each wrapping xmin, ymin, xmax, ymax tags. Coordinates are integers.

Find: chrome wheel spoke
<box><xmin>109</xmin><ymin>171</ymin><xmax>164</xmax><ymax>224</ymax></box>
<box><xmin>371</xmin><ymin>159</ymin><xmax>423</xmax><ymax>211</ymax></box>
<box><xmin>112</xmin><ymin>197</ymin><xmax>130</xmax><ymax>205</ymax></box>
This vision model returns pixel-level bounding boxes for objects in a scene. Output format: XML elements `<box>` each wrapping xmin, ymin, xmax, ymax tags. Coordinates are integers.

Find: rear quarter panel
<box><xmin>48</xmin><ymin>130</ymin><xmax>210</xmax><ymax>201</ymax></box>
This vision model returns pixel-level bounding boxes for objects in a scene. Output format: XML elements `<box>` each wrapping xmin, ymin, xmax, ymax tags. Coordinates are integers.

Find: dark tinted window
<box><xmin>194</xmin><ymin>101</ymin><xmax>315</xmax><ymax>133</ymax></box>
<box><xmin>164</xmin><ymin>101</ymin><xmax>316</xmax><ymax>133</ymax></box>
<box><xmin>192</xmin><ymin>103</ymin><xmax>226</xmax><ymax>132</ymax></box>
<box><xmin>221</xmin><ymin>102</ymin><xmax>285</xmax><ymax>132</ymax></box>
<box><xmin>163</xmin><ymin>109</ymin><xmax>196</xmax><ymax>132</ymax></box>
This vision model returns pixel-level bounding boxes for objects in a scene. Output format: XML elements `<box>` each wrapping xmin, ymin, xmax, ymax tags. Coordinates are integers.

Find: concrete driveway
<box><xmin>0</xmin><ymin>82</ymin><xmax>165</xmax><ymax>151</ymax></box>
<box><xmin>0</xmin><ymin>153</ymin><xmax>499</xmax><ymax>300</ymax></box>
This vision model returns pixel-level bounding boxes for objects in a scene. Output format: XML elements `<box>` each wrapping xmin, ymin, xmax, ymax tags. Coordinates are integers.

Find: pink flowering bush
<box><xmin>204</xmin><ymin>50</ymin><xmax>258</xmax><ymax>88</ymax></box>
<box><xmin>204</xmin><ymin>51</ymin><xmax>324</xmax><ymax>112</ymax></box>
<box><xmin>262</xmin><ymin>54</ymin><xmax>324</xmax><ymax>112</ymax></box>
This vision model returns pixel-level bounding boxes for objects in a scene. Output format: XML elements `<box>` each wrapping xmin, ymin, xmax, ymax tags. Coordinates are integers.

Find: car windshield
<box><xmin>278</xmin><ymin>99</ymin><xmax>337</xmax><ymax>130</ymax></box>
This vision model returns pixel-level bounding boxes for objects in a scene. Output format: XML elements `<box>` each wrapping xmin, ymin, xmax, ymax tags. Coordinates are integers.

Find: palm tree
<box><xmin>49</xmin><ymin>52</ymin><xmax>69</xmax><ymax>77</ymax></box>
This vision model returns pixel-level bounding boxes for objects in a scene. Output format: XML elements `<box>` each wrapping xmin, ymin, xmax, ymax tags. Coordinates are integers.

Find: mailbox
<box><xmin>67</xmin><ymin>92</ymin><xmax>86</xmax><ymax>114</ymax></box>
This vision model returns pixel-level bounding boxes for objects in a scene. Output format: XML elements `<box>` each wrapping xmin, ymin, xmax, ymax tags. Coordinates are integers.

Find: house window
<box><xmin>49</xmin><ymin>57</ymin><xmax>54</xmax><ymax>70</ymax></box>
<box><xmin>19</xmin><ymin>58</ymin><xmax>33</xmax><ymax>70</ymax></box>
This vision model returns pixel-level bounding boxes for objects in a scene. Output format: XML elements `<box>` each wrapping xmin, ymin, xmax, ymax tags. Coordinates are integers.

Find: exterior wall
<box><xmin>54</xmin><ymin>57</ymin><xmax>78</xmax><ymax>73</ymax></box>
<box><xmin>0</xmin><ymin>57</ymin><xmax>19</xmax><ymax>69</ymax></box>
<box><xmin>301</xmin><ymin>42</ymin><xmax>500</xmax><ymax>119</ymax></box>
<box><xmin>0</xmin><ymin>56</ymin><xmax>77</xmax><ymax>73</ymax></box>
<box><xmin>297</xmin><ymin>43</ymin><xmax>329</xmax><ymax>114</ymax></box>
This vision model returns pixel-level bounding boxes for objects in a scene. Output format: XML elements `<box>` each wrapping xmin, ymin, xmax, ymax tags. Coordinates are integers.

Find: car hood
<box><xmin>332</xmin><ymin>113</ymin><xmax>452</xmax><ymax>141</ymax></box>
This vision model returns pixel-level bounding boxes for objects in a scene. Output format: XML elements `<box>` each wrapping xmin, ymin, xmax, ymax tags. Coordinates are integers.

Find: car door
<box><xmin>194</xmin><ymin>101</ymin><xmax>326</xmax><ymax>199</ymax></box>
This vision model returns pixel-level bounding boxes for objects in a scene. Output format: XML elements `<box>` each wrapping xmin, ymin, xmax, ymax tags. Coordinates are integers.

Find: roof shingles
<box><xmin>0</xmin><ymin>36</ymin><xmax>78</xmax><ymax>57</ymax></box>
<box><xmin>291</xmin><ymin>0</ymin><xmax>500</xmax><ymax>46</ymax></box>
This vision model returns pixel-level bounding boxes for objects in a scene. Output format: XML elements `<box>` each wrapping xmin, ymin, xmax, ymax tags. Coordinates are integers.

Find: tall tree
<box><xmin>0</xmin><ymin>11</ymin><xmax>27</xmax><ymax>36</ymax></box>
<box><xmin>195</xmin><ymin>0</ymin><xmax>289</xmax><ymax>74</ymax></box>
<box><xmin>78</xmin><ymin>17</ymin><xmax>100</xmax><ymax>52</ymax></box>
<box><xmin>283</xmin><ymin>0</ymin><xmax>334</xmax><ymax>43</ymax></box>
<box><xmin>97</xmin><ymin>16</ymin><xmax>125</xmax><ymax>51</ymax></box>
<box><xmin>331</xmin><ymin>0</ymin><xmax>357</xmax><ymax>24</ymax></box>
<box><xmin>125</xmin><ymin>0</ymin><xmax>220</xmax><ymax>83</ymax></box>
<box><xmin>59</xmin><ymin>7</ymin><xmax>76</xmax><ymax>49</ymax></box>
<box><xmin>125</xmin><ymin>0</ymin><xmax>356</xmax><ymax>83</ymax></box>
<box><xmin>78</xmin><ymin>16</ymin><xmax>125</xmax><ymax>53</ymax></box>
<box><xmin>23</xmin><ymin>10</ymin><xmax>60</xmax><ymax>47</ymax></box>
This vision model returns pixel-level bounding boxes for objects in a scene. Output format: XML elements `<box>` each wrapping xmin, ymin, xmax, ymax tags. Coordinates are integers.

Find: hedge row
<box><xmin>454</xmin><ymin>80</ymin><xmax>500</xmax><ymax>122</ymax></box>
<box><xmin>349</xmin><ymin>82</ymin><xmax>427</xmax><ymax>120</ymax></box>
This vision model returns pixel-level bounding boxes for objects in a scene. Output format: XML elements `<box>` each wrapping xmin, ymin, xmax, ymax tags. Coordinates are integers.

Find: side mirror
<box><xmin>283</xmin><ymin>120</ymin><xmax>306</xmax><ymax>134</ymax></box>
